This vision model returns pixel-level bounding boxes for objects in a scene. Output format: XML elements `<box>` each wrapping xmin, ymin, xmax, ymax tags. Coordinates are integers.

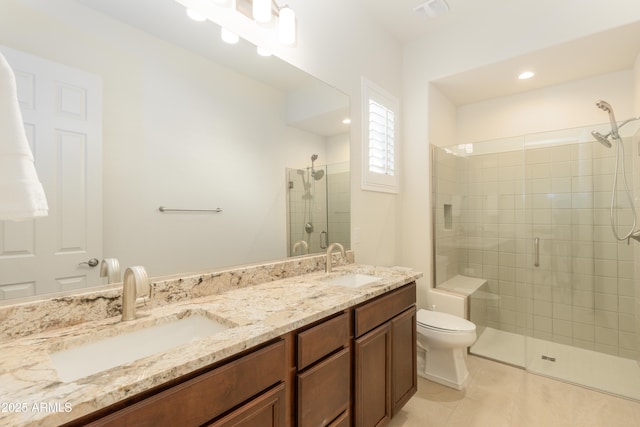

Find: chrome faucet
<box><xmin>325</xmin><ymin>242</ymin><xmax>345</xmax><ymax>273</ymax></box>
<box><xmin>122</xmin><ymin>266</ymin><xmax>148</xmax><ymax>321</ymax></box>
<box><xmin>292</xmin><ymin>240</ymin><xmax>309</xmax><ymax>255</ymax></box>
<box><xmin>100</xmin><ymin>258</ymin><xmax>121</xmax><ymax>284</ymax></box>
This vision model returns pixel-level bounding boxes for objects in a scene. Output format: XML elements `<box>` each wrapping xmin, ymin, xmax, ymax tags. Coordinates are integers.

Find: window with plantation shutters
<box><xmin>362</xmin><ymin>78</ymin><xmax>399</xmax><ymax>193</ymax></box>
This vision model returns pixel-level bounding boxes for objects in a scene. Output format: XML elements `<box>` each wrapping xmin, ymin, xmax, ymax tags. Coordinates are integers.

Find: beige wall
<box><xmin>456</xmin><ymin>71</ymin><xmax>635</xmax><ymax>144</ymax></box>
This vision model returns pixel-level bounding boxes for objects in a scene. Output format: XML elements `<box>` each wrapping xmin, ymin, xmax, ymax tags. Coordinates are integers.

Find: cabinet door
<box><xmin>297</xmin><ymin>347</ymin><xmax>350</xmax><ymax>427</ymax></box>
<box><xmin>391</xmin><ymin>306</ymin><xmax>417</xmax><ymax>416</ymax></box>
<box><xmin>354</xmin><ymin>322</ymin><xmax>391</xmax><ymax>427</ymax></box>
<box><xmin>208</xmin><ymin>384</ymin><xmax>285</xmax><ymax>427</ymax></box>
<box><xmin>83</xmin><ymin>341</ymin><xmax>285</xmax><ymax>427</ymax></box>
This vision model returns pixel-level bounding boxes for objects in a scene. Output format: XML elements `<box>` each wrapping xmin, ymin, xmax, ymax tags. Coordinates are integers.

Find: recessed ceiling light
<box><xmin>342</xmin><ymin>118</ymin><xmax>351</xmax><ymax>125</ymax></box>
<box><xmin>518</xmin><ymin>71</ymin><xmax>535</xmax><ymax>80</ymax></box>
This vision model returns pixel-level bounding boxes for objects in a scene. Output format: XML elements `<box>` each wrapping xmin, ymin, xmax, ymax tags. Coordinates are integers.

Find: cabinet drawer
<box><xmin>297</xmin><ymin>312</ymin><xmax>349</xmax><ymax>370</ymax></box>
<box><xmin>297</xmin><ymin>347</ymin><xmax>351</xmax><ymax>427</ymax></box>
<box><xmin>87</xmin><ymin>340</ymin><xmax>285</xmax><ymax>427</ymax></box>
<box><xmin>207</xmin><ymin>383</ymin><xmax>285</xmax><ymax>427</ymax></box>
<box><xmin>354</xmin><ymin>282</ymin><xmax>416</xmax><ymax>337</ymax></box>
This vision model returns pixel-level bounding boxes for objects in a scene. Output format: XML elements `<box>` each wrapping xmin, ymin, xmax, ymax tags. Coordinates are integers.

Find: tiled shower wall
<box><xmin>433</xmin><ymin>134</ymin><xmax>637</xmax><ymax>358</ymax></box>
<box><xmin>287</xmin><ymin>163</ymin><xmax>350</xmax><ymax>256</ymax></box>
<box><xmin>326</xmin><ymin>167</ymin><xmax>351</xmax><ymax>250</ymax></box>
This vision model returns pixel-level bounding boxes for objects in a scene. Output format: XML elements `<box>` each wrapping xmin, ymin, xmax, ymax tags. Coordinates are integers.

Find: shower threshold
<box><xmin>471</xmin><ymin>327</ymin><xmax>640</xmax><ymax>401</ymax></box>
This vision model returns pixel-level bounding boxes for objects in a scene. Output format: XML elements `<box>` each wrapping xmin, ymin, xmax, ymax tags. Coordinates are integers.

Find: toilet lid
<box><xmin>417</xmin><ymin>309</ymin><xmax>475</xmax><ymax>332</ymax></box>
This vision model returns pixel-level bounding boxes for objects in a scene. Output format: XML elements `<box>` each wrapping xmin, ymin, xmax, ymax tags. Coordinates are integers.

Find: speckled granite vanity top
<box><xmin>0</xmin><ymin>259</ymin><xmax>421</xmax><ymax>426</ymax></box>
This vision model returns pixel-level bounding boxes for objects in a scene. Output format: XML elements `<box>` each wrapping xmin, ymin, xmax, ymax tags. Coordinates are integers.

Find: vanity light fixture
<box><xmin>278</xmin><ymin>6</ymin><xmax>296</xmax><ymax>45</ymax></box>
<box><xmin>518</xmin><ymin>71</ymin><xmax>535</xmax><ymax>80</ymax></box>
<box><xmin>253</xmin><ymin>0</ymin><xmax>272</xmax><ymax>23</ymax></box>
<box><xmin>177</xmin><ymin>0</ymin><xmax>297</xmax><ymax>47</ymax></box>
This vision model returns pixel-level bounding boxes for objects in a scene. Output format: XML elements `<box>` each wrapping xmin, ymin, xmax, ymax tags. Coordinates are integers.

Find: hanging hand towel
<box><xmin>0</xmin><ymin>51</ymin><xmax>48</xmax><ymax>220</ymax></box>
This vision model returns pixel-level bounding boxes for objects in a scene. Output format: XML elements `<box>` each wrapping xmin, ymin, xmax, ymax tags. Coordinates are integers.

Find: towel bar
<box><xmin>158</xmin><ymin>206</ymin><xmax>222</xmax><ymax>213</ymax></box>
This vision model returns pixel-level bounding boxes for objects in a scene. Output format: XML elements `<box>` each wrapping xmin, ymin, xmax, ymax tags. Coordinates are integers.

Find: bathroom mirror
<box><xmin>0</xmin><ymin>0</ymin><xmax>350</xmax><ymax>301</ymax></box>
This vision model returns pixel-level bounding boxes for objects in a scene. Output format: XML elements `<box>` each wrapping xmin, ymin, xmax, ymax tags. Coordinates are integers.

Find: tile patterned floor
<box><xmin>389</xmin><ymin>355</ymin><xmax>640</xmax><ymax>427</ymax></box>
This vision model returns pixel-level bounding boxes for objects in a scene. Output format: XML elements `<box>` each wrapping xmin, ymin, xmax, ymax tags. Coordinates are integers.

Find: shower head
<box><xmin>591</xmin><ymin>131</ymin><xmax>612</xmax><ymax>148</ymax></box>
<box><xmin>311</xmin><ymin>169</ymin><xmax>325</xmax><ymax>180</ymax></box>
<box><xmin>595</xmin><ymin>100</ymin><xmax>620</xmax><ymax>140</ymax></box>
<box><xmin>311</xmin><ymin>154</ymin><xmax>318</xmax><ymax>162</ymax></box>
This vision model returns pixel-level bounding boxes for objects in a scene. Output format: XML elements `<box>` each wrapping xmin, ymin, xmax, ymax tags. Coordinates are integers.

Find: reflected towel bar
<box><xmin>158</xmin><ymin>206</ymin><xmax>222</xmax><ymax>213</ymax></box>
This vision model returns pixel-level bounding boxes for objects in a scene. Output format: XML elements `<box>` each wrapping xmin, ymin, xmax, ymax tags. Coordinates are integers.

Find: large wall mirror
<box><xmin>0</xmin><ymin>0</ymin><xmax>350</xmax><ymax>301</ymax></box>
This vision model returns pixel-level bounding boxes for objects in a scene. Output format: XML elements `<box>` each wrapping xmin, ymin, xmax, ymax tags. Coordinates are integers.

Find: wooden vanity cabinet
<box><xmin>353</xmin><ymin>283</ymin><xmax>417</xmax><ymax>427</ymax></box>
<box><xmin>62</xmin><ymin>282</ymin><xmax>417</xmax><ymax>427</ymax></box>
<box><xmin>73</xmin><ymin>340</ymin><xmax>287</xmax><ymax>427</ymax></box>
<box><xmin>296</xmin><ymin>311</ymin><xmax>351</xmax><ymax>427</ymax></box>
<box><xmin>206</xmin><ymin>383</ymin><xmax>286</xmax><ymax>427</ymax></box>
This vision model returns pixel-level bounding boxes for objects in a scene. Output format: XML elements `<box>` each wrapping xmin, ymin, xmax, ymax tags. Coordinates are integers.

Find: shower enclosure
<box><xmin>286</xmin><ymin>159</ymin><xmax>350</xmax><ymax>256</ymax></box>
<box><xmin>432</xmin><ymin>122</ymin><xmax>640</xmax><ymax>400</ymax></box>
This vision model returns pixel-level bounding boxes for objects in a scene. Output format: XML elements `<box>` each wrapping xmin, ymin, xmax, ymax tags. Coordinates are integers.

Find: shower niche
<box><xmin>286</xmin><ymin>159</ymin><xmax>350</xmax><ymax>256</ymax></box>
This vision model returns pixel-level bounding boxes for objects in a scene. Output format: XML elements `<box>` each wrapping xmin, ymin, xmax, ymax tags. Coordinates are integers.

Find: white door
<box><xmin>0</xmin><ymin>46</ymin><xmax>102</xmax><ymax>300</ymax></box>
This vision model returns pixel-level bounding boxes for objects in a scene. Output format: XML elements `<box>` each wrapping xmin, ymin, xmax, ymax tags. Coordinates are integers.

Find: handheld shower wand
<box><xmin>595</xmin><ymin>100</ymin><xmax>620</xmax><ymax>139</ymax></box>
<box><xmin>593</xmin><ymin>100</ymin><xmax>640</xmax><ymax>243</ymax></box>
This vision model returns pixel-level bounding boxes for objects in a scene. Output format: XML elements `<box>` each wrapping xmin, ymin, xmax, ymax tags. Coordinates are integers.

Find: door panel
<box><xmin>0</xmin><ymin>46</ymin><xmax>102</xmax><ymax>299</ymax></box>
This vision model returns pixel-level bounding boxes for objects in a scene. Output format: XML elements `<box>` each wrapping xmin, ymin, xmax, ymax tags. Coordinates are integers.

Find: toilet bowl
<box><xmin>416</xmin><ymin>309</ymin><xmax>477</xmax><ymax>390</ymax></box>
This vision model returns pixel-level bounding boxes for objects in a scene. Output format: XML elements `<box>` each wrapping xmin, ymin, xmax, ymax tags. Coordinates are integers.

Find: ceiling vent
<box><xmin>414</xmin><ymin>0</ymin><xmax>449</xmax><ymax>18</ymax></box>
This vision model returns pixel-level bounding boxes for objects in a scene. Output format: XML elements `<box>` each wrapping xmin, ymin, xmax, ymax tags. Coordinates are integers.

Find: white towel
<box><xmin>0</xmin><ymin>51</ymin><xmax>48</xmax><ymax>220</ymax></box>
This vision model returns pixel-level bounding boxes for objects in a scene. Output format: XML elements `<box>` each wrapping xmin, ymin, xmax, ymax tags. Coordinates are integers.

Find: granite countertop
<box><xmin>0</xmin><ymin>263</ymin><xmax>421</xmax><ymax>426</ymax></box>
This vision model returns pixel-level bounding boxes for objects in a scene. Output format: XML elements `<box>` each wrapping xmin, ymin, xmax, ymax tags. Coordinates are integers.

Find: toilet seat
<box><xmin>417</xmin><ymin>309</ymin><xmax>475</xmax><ymax>333</ymax></box>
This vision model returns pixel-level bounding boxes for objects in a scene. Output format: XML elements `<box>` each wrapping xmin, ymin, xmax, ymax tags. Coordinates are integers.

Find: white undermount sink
<box><xmin>322</xmin><ymin>273</ymin><xmax>382</xmax><ymax>288</ymax></box>
<box><xmin>50</xmin><ymin>313</ymin><xmax>233</xmax><ymax>382</ymax></box>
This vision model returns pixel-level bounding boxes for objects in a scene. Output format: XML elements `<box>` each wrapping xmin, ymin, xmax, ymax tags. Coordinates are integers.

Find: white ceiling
<box><xmin>355</xmin><ymin>0</ymin><xmax>640</xmax><ymax>105</ymax></box>
<box><xmin>354</xmin><ymin>0</ymin><xmax>511</xmax><ymax>44</ymax></box>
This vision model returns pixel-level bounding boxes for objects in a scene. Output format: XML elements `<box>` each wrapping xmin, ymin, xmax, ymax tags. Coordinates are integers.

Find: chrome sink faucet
<box><xmin>292</xmin><ymin>239</ymin><xmax>309</xmax><ymax>255</ymax></box>
<box><xmin>122</xmin><ymin>266</ymin><xmax>148</xmax><ymax>321</ymax></box>
<box><xmin>326</xmin><ymin>242</ymin><xmax>345</xmax><ymax>273</ymax></box>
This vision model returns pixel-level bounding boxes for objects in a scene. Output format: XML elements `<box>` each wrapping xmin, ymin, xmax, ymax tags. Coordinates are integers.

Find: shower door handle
<box><xmin>320</xmin><ymin>231</ymin><xmax>327</xmax><ymax>249</ymax></box>
<box><xmin>534</xmin><ymin>237</ymin><xmax>540</xmax><ymax>267</ymax></box>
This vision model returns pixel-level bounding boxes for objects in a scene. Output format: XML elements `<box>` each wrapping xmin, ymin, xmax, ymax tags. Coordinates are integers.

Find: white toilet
<box><xmin>416</xmin><ymin>309</ymin><xmax>477</xmax><ymax>390</ymax></box>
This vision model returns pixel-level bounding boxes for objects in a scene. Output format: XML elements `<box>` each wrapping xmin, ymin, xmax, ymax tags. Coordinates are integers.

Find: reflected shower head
<box><xmin>591</xmin><ymin>130</ymin><xmax>612</xmax><ymax>148</ymax></box>
<box><xmin>595</xmin><ymin>100</ymin><xmax>620</xmax><ymax>140</ymax></box>
<box><xmin>311</xmin><ymin>169</ymin><xmax>324</xmax><ymax>180</ymax></box>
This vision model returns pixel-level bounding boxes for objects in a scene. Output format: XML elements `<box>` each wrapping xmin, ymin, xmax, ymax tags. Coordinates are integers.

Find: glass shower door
<box><xmin>523</xmin><ymin>128</ymin><xmax>640</xmax><ymax>400</ymax></box>
<box><xmin>286</xmin><ymin>167</ymin><xmax>329</xmax><ymax>256</ymax></box>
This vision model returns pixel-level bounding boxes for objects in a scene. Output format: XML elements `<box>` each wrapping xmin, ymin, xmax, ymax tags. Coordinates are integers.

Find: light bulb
<box><xmin>221</xmin><ymin>28</ymin><xmax>240</xmax><ymax>44</ymax></box>
<box><xmin>186</xmin><ymin>9</ymin><xmax>206</xmax><ymax>22</ymax></box>
<box><xmin>257</xmin><ymin>46</ymin><xmax>272</xmax><ymax>57</ymax></box>
<box><xmin>278</xmin><ymin>7</ymin><xmax>296</xmax><ymax>45</ymax></box>
<box><xmin>253</xmin><ymin>0</ymin><xmax>271</xmax><ymax>23</ymax></box>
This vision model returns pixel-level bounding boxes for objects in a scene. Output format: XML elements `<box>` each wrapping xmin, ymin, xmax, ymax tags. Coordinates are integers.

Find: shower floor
<box><xmin>471</xmin><ymin>327</ymin><xmax>640</xmax><ymax>401</ymax></box>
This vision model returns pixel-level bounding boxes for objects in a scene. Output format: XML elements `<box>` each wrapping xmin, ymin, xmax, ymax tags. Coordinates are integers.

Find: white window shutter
<box><xmin>362</xmin><ymin>78</ymin><xmax>399</xmax><ymax>193</ymax></box>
